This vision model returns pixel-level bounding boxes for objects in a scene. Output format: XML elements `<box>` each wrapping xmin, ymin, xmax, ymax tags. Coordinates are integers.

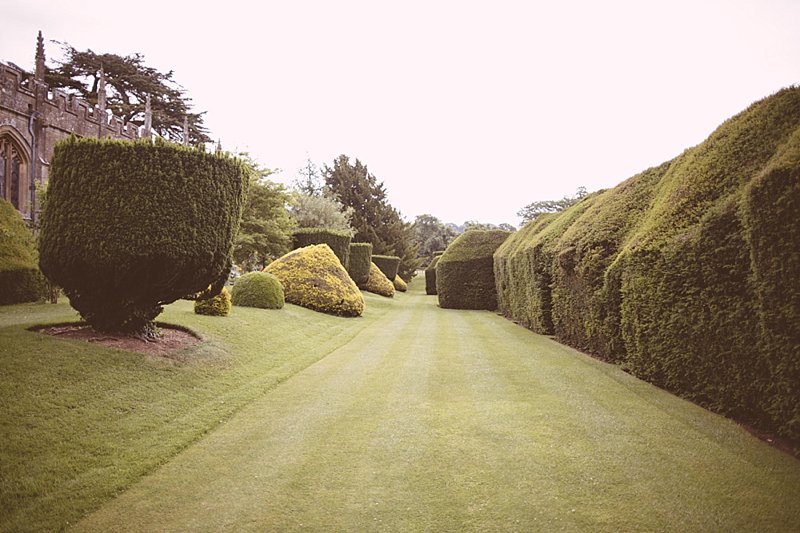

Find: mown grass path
<box><xmin>74</xmin><ymin>278</ymin><xmax>800</xmax><ymax>532</ymax></box>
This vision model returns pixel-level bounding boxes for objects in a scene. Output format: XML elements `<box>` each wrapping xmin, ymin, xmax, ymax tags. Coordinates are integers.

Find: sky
<box><xmin>3</xmin><ymin>1</ymin><xmax>799</xmax><ymax>226</ymax></box>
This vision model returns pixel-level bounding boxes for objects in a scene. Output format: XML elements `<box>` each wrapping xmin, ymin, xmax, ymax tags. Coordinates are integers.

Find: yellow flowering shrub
<box><xmin>264</xmin><ymin>244</ymin><xmax>364</xmax><ymax>317</ymax></box>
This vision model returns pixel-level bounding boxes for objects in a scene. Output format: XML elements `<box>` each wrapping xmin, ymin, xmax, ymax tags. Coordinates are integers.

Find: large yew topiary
<box><xmin>38</xmin><ymin>137</ymin><xmax>248</xmax><ymax>336</ymax></box>
<box><xmin>424</xmin><ymin>255</ymin><xmax>441</xmax><ymax>295</ymax></box>
<box><xmin>437</xmin><ymin>230</ymin><xmax>511</xmax><ymax>310</ymax></box>
<box><xmin>371</xmin><ymin>254</ymin><xmax>401</xmax><ymax>280</ymax></box>
<box><xmin>264</xmin><ymin>244</ymin><xmax>364</xmax><ymax>316</ymax></box>
<box><xmin>347</xmin><ymin>242</ymin><xmax>372</xmax><ymax>285</ymax></box>
<box><xmin>292</xmin><ymin>228</ymin><xmax>352</xmax><ymax>269</ymax></box>
<box><xmin>362</xmin><ymin>262</ymin><xmax>395</xmax><ymax>297</ymax></box>
<box><xmin>0</xmin><ymin>199</ymin><xmax>45</xmax><ymax>305</ymax></box>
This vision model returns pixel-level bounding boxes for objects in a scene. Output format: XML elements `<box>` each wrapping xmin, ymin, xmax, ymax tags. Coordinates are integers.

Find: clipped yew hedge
<box><xmin>495</xmin><ymin>86</ymin><xmax>800</xmax><ymax>441</ymax></box>
<box><xmin>393</xmin><ymin>274</ymin><xmax>408</xmax><ymax>292</ymax></box>
<box><xmin>264</xmin><ymin>244</ymin><xmax>364</xmax><ymax>316</ymax></box>
<box><xmin>231</xmin><ymin>271</ymin><xmax>284</xmax><ymax>309</ymax></box>
<box><xmin>0</xmin><ymin>199</ymin><xmax>45</xmax><ymax>305</ymax></box>
<box><xmin>437</xmin><ymin>230</ymin><xmax>511</xmax><ymax>310</ymax></box>
<box><xmin>38</xmin><ymin>137</ymin><xmax>247</xmax><ymax>336</ymax></box>
<box><xmin>292</xmin><ymin>228</ymin><xmax>351</xmax><ymax>269</ymax></box>
<box><xmin>347</xmin><ymin>242</ymin><xmax>372</xmax><ymax>285</ymax></box>
<box><xmin>424</xmin><ymin>255</ymin><xmax>441</xmax><ymax>295</ymax></box>
<box><xmin>371</xmin><ymin>254</ymin><xmax>400</xmax><ymax>280</ymax></box>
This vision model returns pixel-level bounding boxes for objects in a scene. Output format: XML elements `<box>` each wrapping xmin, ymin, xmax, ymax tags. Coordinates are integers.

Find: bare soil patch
<box><xmin>34</xmin><ymin>323</ymin><xmax>202</xmax><ymax>357</ymax></box>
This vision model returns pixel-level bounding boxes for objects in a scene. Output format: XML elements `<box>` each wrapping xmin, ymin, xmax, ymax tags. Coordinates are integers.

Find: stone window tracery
<box><xmin>0</xmin><ymin>135</ymin><xmax>28</xmax><ymax>214</ymax></box>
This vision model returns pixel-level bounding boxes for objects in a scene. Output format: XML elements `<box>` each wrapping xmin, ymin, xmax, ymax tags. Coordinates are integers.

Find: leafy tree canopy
<box><xmin>233</xmin><ymin>154</ymin><xmax>295</xmax><ymax>271</ymax></box>
<box><xmin>323</xmin><ymin>155</ymin><xmax>420</xmax><ymax>279</ymax></box>
<box><xmin>45</xmin><ymin>42</ymin><xmax>211</xmax><ymax>145</ymax></box>
<box><xmin>412</xmin><ymin>214</ymin><xmax>460</xmax><ymax>259</ymax></box>
<box><xmin>517</xmin><ymin>186</ymin><xmax>588</xmax><ymax>224</ymax></box>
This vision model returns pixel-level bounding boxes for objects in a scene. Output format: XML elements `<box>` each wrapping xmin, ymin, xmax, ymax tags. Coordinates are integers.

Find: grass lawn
<box><xmin>2</xmin><ymin>277</ymin><xmax>800</xmax><ymax>531</ymax></box>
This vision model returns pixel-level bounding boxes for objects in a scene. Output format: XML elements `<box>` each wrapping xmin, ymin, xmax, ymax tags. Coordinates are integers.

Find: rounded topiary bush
<box><xmin>371</xmin><ymin>254</ymin><xmax>401</xmax><ymax>280</ymax></box>
<box><xmin>0</xmin><ymin>199</ymin><xmax>45</xmax><ymax>305</ymax></box>
<box><xmin>393</xmin><ymin>274</ymin><xmax>408</xmax><ymax>292</ymax></box>
<box><xmin>437</xmin><ymin>230</ymin><xmax>511</xmax><ymax>310</ymax></box>
<box><xmin>264</xmin><ymin>244</ymin><xmax>364</xmax><ymax>316</ymax></box>
<box><xmin>347</xmin><ymin>242</ymin><xmax>372</xmax><ymax>285</ymax></box>
<box><xmin>292</xmin><ymin>228</ymin><xmax>352</xmax><ymax>269</ymax></box>
<box><xmin>362</xmin><ymin>262</ymin><xmax>395</xmax><ymax>297</ymax></box>
<box><xmin>38</xmin><ymin>137</ymin><xmax>248</xmax><ymax>336</ymax></box>
<box><xmin>424</xmin><ymin>255</ymin><xmax>442</xmax><ymax>295</ymax></box>
<box><xmin>194</xmin><ymin>286</ymin><xmax>232</xmax><ymax>316</ymax></box>
<box><xmin>231</xmin><ymin>271</ymin><xmax>285</xmax><ymax>309</ymax></box>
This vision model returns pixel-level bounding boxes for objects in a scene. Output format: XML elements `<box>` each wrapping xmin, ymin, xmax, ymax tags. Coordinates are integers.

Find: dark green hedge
<box><xmin>231</xmin><ymin>271</ymin><xmax>284</xmax><ymax>309</ymax></box>
<box><xmin>424</xmin><ymin>255</ymin><xmax>441</xmax><ymax>295</ymax></box>
<box><xmin>371</xmin><ymin>254</ymin><xmax>400</xmax><ymax>280</ymax></box>
<box><xmin>38</xmin><ymin>137</ymin><xmax>248</xmax><ymax>335</ymax></box>
<box><xmin>495</xmin><ymin>86</ymin><xmax>800</xmax><ymax>442</ymax></box>
<box><xmin>347</xmin><ymin>242</ymin><xmax>372</xmax><ymax>286</ymax></box>
<box><xmin>292</xmin><ymin>228</ymin><xmax>351</xmax><ymax>269</ymax></box>
<box><xmin>0</xmin><ymin>199</ymin><xmax>45</xmax><ymax>305</ymax></box>
<box><xmin>437</xmin><ymin>230</ymin><xmax>511</xmax><ymax>310</ymax></box>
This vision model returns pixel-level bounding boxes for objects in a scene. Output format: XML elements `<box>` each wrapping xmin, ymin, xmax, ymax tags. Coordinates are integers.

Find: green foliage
<box><xmin>38</xmin><ymin>137</ymin><xmax>248</xmax><ymax>335</ymax></box>
<box><xmin>231</xmin><ymin>272</ymin><xmax>284</xmax><ymax>309</ymax></box>
<box><xmin>292</xmin><ymin>228</ymin><xmax>352</xmax><ymax>269</ymax></box>
<box><xmin>0</xmin><ymin>200</ymin><xmax>45</xmax><ymax>305</ymax></box>
<box><xmin>516</xmin><ymin>186</ymin><xmax>588</xmax><ymax>224</ymax></box>
<box><xmin>347</xmin><ymin>242</ymin><xmax>372</xmax><ymax>286</ymax></box>
<box><xmin>233</xmin><ymin>155</ymin><xmax>295</xmax><ymax>271</ymax></box>
<box><xmin>324</xmin><ymin>155</ymin><xmax>420</xmax><ymax>280</ymax></box>
<box><xmin>412</xmin><ymin>214</ymin><xmax>459</xmax><ymax>259</ymax></box>
<box><xmin>194</xmin><ymin>286</ymin><xmax>232</xmax><ymax>316</ymax></box>
<box><xmin>437</xmin><ymin>230</ymin><xmax>511</xmax><ymax>310</ymax></box>
<box><xmin>362</xmin><ymin>262</ymin><xmax>395</xmax><ymax>297</ymax></box>
<box><xmin>45</xmin><ymin>43</ymin><xmax>210</xmax><ymax>144</ymax></box>
<box><xmin>289</xmin><ymin>192</ymin><xmax>354</xmax><ymax>233</ymax></box>
<box><xmin>495</xmin><ymin>86</ymin><xmax>800</xmax><ymax>441</ymax></box>
<box><xmin>425</xmin><ymin>255</ymin><xmax>441</xmax><ymax>295</ymax></box>
<box><xmin>371</xmin><ymin>255</ymin><xmax>400</xmax><ymax>280</ymax></box>
<box><xmin>264</xmin><ymin>244</ymin><xmax>364</xmax><ymax>316</ymax></box>
<box><xmin>393</xmin><ymin>274</ymin><xmax>408</xmax><ymax>292</ymax></box>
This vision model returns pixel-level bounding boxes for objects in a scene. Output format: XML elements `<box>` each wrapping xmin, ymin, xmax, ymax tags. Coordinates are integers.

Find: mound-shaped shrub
<box><xmin>0</xmin><ymin>199</ymin><xmax>45</xmax><ymax>305</ymax></box>
<box><xmin>347</xmin><ymin>242</ymin><xmax>372</xmax><ymax>285</ymax></box>
<box><xmin>362</xmin><ymin>262</ymin><xmax>395</xmax><ymax>297</ymax></box>
<box><xmin>264</xmin><ymin>244</ymin><xmax>364</xmax><ymax>316</ymax></box>
<box><xmin>231</xmin><ymin>271</ymin><xmax>284</xmax><ymax>309</ymax></box>
<box><xmin>424</xmin><ymin>255</ymin><xmax>441</xmax><ymax>295</ymax></box>
<box><xmin>38</xmin><ymin>137</ymin><xmax>247</xmax><ymax>336</ymax></box>
<box><xmin>194</xmin><ymin>286</ymin><xmax>232</xmax><ymax>316</ymax></box>
<box><xmin>495</xmin><ymin>86</ymin><xmax>800</xmax><ymax>441</ymax></box>
<box><xmin>292</xmin><ymin>228</ymin><xmax>351</xmax><ymax>269</ymax></box>
<box><xmin>437</xmin><ymin>230</ymin><xmax>511</xmax><ymax>309</ymax></box>
<box><xmin>393</xmin><ymin>274</ymin><xmax>408</xmax><ymax>292</ymax></box>
<box><xmin>372</xmin><ymin>254</ymin><xmax>400</xmax><ymax>280</ymax></box>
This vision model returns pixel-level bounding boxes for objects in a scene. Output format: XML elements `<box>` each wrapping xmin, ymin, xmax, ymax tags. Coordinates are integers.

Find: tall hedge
<box><xmin>424</xmin><ymin>255</ymin><xmax>441</xmax><ymax>295</ymax></box>
<box><xmin>0</xmin><ymin>199</ymin><xmax>45</xmax><ymax>305</ymax></box>
<box><xmin>347</xmin><ymin>242</ymin><xmax>372</xmax><ymax>285</ymax></box>
<box><xmin>494</xmin><ymin>86</ymin><xmax>800</xmax><ymax>441</ymax></box>
<box><xmin>292</xmin><ymin>228</ymin><xmax>351</xmax><ymax>269</ymax></box>
<box><xmin>371</xmin><ymin>254</ymin><xmax>400</xmax><ymax>280</ymax></box>
<box><xmin>437</xmin><ymin>230</ymin><xmax>511</xmax><ymax>310</ymax></box>
<box><xmin>38</xmin><ymin>137</ymin><xmax>248</xmax><ymax>336</ymax></box>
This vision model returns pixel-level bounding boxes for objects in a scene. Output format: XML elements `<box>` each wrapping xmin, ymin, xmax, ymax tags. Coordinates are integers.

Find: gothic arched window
<box><xmin>0</xmin><ymin>135</ymin><xmax>28</xmax><ymax>213</ymax></box>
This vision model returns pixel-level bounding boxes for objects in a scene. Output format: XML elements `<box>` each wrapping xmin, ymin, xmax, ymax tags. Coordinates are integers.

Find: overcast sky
<box><xmin>3</xmin><ymin>0</ymin><xmax>799</xmax><ymax>226</ymax></box>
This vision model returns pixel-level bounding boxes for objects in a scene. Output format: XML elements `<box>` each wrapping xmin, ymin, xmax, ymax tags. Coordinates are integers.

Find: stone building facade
<box><xmin>0</xmin><ymin>32</ymin><xmax>148</xmax><ymax>221</ymax></box>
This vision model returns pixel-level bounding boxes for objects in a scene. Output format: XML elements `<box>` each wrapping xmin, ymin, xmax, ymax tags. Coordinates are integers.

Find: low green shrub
<box><xmin>292</xmin><ymin>228</ymin><xmax>352</xmax><ymax>269</ymax></box>
<box><xmin>194</xmin><ymin>286</ymin><xmax>232</xmax><ymax>316</ymax></box>
<box><xmin>264</xmin><ymin>244</ymin><xmax>364</xmax><ymax>316</ymax></box>
<box><xmin>347</xmin><ymin>242</ymin><xmax>372</xmax><ymax>285</ymax></box>
<box><xmin>0</xmin><ymin>199</ymin><xmax>45</xmax><ymax>305</ymax></box>
<box><xmin>437</xmin><ymin>230</ymin><xmax>511</xmax><ymax>310</ymax></box>
<box><xmin>424</xmin><ymin>255</ymin><xmax>441</xmax><ymax>295</ymax></box>
<box><xmin>362</xmin><ymin>262</ymin><xmax>395</xmax><ymax>297</ymax></box>
<box><xmin>231</xmin><ymin>271</ymin><xmax>284</xmax><ymax>309</ymax></box>
<box><xmin>393</xmin><ymin>275</ymin><xmax>408</xmax><ymax>292</ymax></box>
<box><xmin>372</xmin><ymin>255</ymin><xmax>401</xmax><ymax>280</ymax></box>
